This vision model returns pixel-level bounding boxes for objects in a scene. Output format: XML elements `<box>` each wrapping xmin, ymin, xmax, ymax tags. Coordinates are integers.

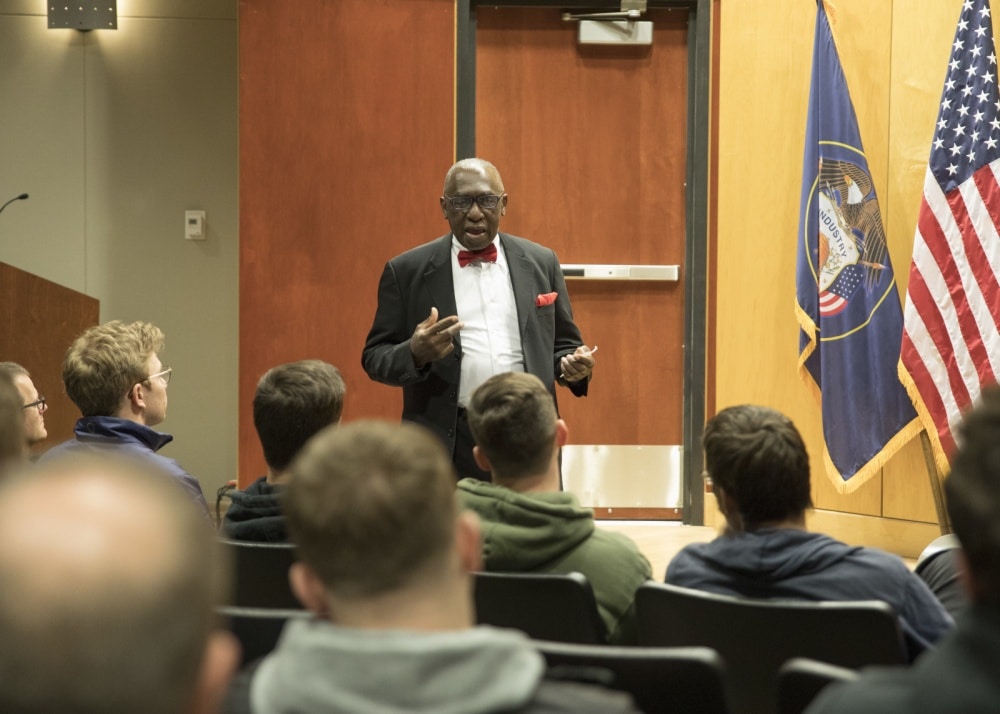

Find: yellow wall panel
<box><xmin>716</xmin><ymin>0</ymin><xmax>883</xmax><ymax>517</ymax></box>
<box><xmin>714</xmin><ymin>0</ymin><xmax>982</xmax><ymax>525</ymax></box>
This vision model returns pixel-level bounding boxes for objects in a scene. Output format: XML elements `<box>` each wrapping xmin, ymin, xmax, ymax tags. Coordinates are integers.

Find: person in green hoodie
<box><xmin>458</xmin><ymin>371</ymin><xmax>652</xmax><ymax>644</ymax></box>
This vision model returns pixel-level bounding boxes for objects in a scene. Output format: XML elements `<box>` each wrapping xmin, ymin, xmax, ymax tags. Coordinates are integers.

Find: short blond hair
<box><xmin>63</xmin><ymin>321</ymin><xmax>165</xmax><ymax>416</ymax></box>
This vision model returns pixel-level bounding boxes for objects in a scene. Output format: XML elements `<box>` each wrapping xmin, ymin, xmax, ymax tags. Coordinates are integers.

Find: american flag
<box><xmin>900</xmin><ymin>0</ymin><xmax>1000</xmax><ymax>471</ymax></box>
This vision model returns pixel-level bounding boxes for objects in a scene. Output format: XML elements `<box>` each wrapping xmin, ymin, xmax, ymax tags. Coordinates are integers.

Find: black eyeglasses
<box><xmin>23</xmin><ymin>396</ymin><xmax>46</xmax><ymax>413</ymax></box>
<box><xmin>443</xmin><ymin>194</ymin><xmax>502</xmax><ymax>212</ymax></box>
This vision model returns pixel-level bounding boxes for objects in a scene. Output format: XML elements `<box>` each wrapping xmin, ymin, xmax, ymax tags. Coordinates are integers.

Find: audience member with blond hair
<box><xmin>43</xmin><ymin>320</ymin><xmax>209</xmax><ymax>515</ymax></box>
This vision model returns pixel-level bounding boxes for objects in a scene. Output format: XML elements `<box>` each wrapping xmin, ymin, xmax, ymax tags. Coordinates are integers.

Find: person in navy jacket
<box><xmin>44</xmin><ymin>320</ymin><xmax>209</xmax><ymax>517</ymax></box>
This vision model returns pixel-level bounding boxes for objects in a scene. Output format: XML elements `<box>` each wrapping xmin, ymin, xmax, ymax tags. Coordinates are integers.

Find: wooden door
<box><xmin>474</xmin><ymin>6</ymin><xmax>691</xmax><ymax>517</ymax></box>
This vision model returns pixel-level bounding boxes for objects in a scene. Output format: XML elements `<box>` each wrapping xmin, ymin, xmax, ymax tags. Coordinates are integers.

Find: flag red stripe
<box><xmin>901</xmin><ymin>329</ymin><xmax>957</xmax><ymax>456</ymax></box>
<box><xmin>956</xmin><ymin>169</ymin><xmax>1000</xmax><ymax>339</ymax></box>
<box><xmin>915</xmin><ymin>199</ymin><xmax>990</xmax><ymax>385</ymax></box>
<box><xmin>904</xmin><ymin>239</ymin><xmax>974</xmax><ymax>413</ymax></box>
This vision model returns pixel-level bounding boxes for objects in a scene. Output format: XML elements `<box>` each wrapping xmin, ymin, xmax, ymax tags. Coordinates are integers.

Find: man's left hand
<box><xmin>560</xmin><ymin>345</ymin><xmax>596</xmax><ymax>384</ymax></box>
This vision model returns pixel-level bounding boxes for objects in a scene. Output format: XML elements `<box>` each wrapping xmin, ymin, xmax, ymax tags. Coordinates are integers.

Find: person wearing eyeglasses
<box><xmin>362</xmin><ymin>158</ymin><xmax>596</xmax><ymax>482</ymax></box>
<box><xmin>42</xmin><ymin>320</ymin><xmax>209</xmax><ymax>517</ymax></box>
<box><xmin>0</xmin><ymin>362</ymin><xmax>47</xmax><ymax>453</ymax></box>
<box><xmin>0</xmin><ymin>371</ymin><xmax>27</xmax><ymax>474</ymax></box>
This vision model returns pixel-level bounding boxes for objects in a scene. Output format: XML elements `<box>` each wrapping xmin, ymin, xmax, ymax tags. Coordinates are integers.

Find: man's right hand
<box><xmin>409</xmin><ymin>308</ymin><xmax>464</xmax><ymax>368</ymax></box>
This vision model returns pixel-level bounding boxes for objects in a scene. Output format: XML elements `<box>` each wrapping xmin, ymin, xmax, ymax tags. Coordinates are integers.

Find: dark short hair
<box><xmin>253</xmin><ymin>360</ymin><xmax>346</xmax><ymax>472</ymax></box>
<box><xmin>946</xmin><ymin>385</ymin><xmax>1000</xmax><ymax>608</ymax></box>
<box><xmin>703</xmin><ymin>405</ymin><xmax>813</xmax><ymax>529</ymax></box>
<box><xmin>467</xmin><ymin>372</ymin><xmax>557</xmax><ymax>480</ymax></box>
<box><xmin>285</xmin><ymin>420</ymin><xmax>456</xmax><ymax>600</ymax></box>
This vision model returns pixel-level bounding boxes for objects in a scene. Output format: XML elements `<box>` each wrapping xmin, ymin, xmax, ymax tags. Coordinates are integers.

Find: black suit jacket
<box><xmin>362</xmin><ymin>233</ymin><xmax>588</xmax><ymax>453</ymax></box>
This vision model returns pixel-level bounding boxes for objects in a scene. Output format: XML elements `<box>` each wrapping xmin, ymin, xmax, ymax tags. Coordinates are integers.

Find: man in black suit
<box><xmin>362</xmin><ymin>158</ymin><xmax>595</xmax><ymax>480</ymax></box>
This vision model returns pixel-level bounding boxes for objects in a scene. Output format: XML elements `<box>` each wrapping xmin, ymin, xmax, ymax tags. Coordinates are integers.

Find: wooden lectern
<box><xmin>0</xmin><ymin>262</ymin><xmax>99</xmax><ymax>453</ymax></box>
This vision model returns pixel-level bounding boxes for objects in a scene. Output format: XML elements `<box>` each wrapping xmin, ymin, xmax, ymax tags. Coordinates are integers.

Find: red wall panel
<box><xmin>239</xmin><ymin>0</ymin><xmax>455</xmax><ymax>484</ymax></box>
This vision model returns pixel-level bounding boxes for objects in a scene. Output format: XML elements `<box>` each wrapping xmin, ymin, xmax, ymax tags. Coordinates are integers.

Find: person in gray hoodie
<box><xmin>458</xmin><ymin>371</ymin><xmax>652</xmax><ymax>644</ymax></box>
<box><xmin>224</xmin><ymin>420</ymin><xmax>639</xmax><ymax>714</ymax></box>
<box><xmin>666</xmin><ymin>404</ymin><xmax>953</xmax><ymax>662</ymax></box>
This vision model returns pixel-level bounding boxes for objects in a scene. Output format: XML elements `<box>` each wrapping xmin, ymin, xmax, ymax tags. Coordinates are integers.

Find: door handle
<box><xmin>560</xmin><ymin>264</ymin><xmax>679</xmax><ymax>281</ymax></box>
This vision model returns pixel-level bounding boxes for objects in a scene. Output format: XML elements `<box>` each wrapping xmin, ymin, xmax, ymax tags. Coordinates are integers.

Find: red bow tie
<box><xmin>457</xmin><ymin>243</ymin><xmax>498</xmax><ymax>267</ymax></box>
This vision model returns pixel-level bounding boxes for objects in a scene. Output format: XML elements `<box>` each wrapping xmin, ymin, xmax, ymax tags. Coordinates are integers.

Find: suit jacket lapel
<box><xmin>501</xmin><ymin>234</ymin><xmax>534</xmax><ymax>336</ymax></box>
<box><xmin>423</xmin><ymin>235</ymin><xmax>461</xmax><ymax>349</ymax></box>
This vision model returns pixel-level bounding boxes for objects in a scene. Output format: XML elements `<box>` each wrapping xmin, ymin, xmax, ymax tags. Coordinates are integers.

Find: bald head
<box><xmin>442</xmin><ymin>158</ymin><xmax>505</xmax><ymax>195</ymax></box>
<box><xmin>0</xmin><ymin>454</ymin><xmax>232</xmax><ymax>714</ymax></box>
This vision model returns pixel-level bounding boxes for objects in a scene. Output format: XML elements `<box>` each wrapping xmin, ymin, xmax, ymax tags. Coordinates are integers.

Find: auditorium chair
<box><xmin>218</xmin><ymin>538</ymin><xmax>300</xmax><ymax>609</ymax></box>
<box><xmin>535</xmin><ymin>640</ymin><xmax>729</xmax><ymax>714</ymax></box>
<box><xmin>916</xmin><ymin>533</ymin><xmax>961</xmax><ymax>567</ymax></box>
<box><xmin>914</xmin><ymin>534</ymin><xmax>967</xmax><ymax>618</ymax></box>
<box><xmin>636</xmin><ymin>582</ymin><xmax>906</xmax><ymax>714</ymax></box>
<box><xmin>776</xmin><ymin>657</ymin><xmax>858</xmax><ymax>714</ymax></box>
<box><xmin>473</xmin><ymin>571</ymin><xmax>607</xmax><ymax>644</ymax></box>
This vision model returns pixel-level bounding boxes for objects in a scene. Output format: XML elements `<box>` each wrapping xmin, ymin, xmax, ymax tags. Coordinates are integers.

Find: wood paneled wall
<box><xmin>715</xmin><ymin>0</ymin><xmax>982</xmax><ymax>524</ymax></box>
<box><xmin>238</xmin><ymin>0</ymin><xmax>455</xmax><ymax>484</ymax></box>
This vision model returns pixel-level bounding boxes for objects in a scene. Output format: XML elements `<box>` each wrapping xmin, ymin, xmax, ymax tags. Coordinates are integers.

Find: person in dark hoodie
<box><xmin>223</xmin><ymin>360</ymin><xmax>345</xmax><ymax>542</ymax></box>
<box><xmin>224</xmin><ymin>420</ymin><xmax>639</xmax><ymax>714</ymax></box>
<box><xmin>666</xmin><ymin>404</ymin><xmax>952</xmax><ymax>662</ymax></box>
<box><xmin>458</xmin><ymin>372</ymin><xmax>651</xmax><ymax>644</ymax></box>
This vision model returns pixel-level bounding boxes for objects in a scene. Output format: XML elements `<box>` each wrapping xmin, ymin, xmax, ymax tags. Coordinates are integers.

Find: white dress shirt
<box><xmin>451</xmin><ymin>235</ymin><xmax>525</xmax><ymax>406</ymax></box>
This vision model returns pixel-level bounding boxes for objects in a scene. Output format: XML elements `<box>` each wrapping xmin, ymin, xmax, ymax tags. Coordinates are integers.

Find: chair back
<box><xmin>218</xmin><ymin>538</ymin><xmax>300</xmax><ymax>609</ymax></box>
<box><xmin>777</xmin><ymin>657</ymin><xmax>859</xmax><ymax>714</ymax></box>
<box><xmin>218</xmin><ymin>605</ymin><xmax>312</xmax><ymax>666</ymax></box>
<box><xmin>536</xmin><ymin>640</ymin><xmax>729</xmax><ymax>714</ymax></box>
<box><xmin>636</xmin><ymin>583</ymin><xmax>905</xmax><ymax>714</ymax></box>
<box><xmin>915</xmin><ymin>533</ymin><xmax>961</xmax><ymax>569</ymax></box>
<box><xmin>914</xmin><ymin>534</ymin><xmax>967</xmax><ymax>619</ymax></box>
<box><xmin>473</xmin><ymin>571</ymin><xmax>607</xmax><ymax>644</ymax></box>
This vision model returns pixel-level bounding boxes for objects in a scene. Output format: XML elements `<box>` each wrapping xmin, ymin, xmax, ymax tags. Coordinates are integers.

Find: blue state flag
<box><xmin>795</xmin><ymin>0</ymin><xmax>920</xmax><ymax>492</ymax></box>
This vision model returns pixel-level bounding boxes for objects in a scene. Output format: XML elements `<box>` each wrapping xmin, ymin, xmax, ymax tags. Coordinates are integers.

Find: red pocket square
<box><xmin>535</xmin><ymin>292</ymin><xmax>558</xmax><ymax>307</ymax></box>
